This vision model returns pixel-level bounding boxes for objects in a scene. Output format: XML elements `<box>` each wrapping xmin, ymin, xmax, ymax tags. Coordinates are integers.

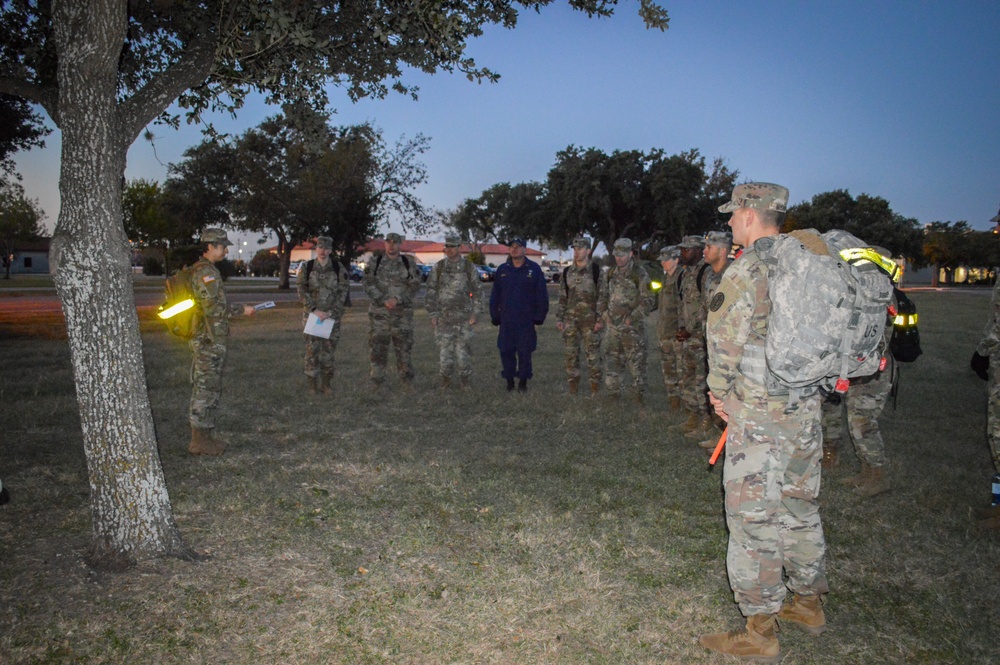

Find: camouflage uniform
<box><xmin>425</xmin><ymin>254</ymin><xmax>482</xmax><ymax>381</ymax></box>
<box><xmin>189</xmin><ymin>257</ymin><xmax>245</xmax><ymax>429</ymax></box>
<box><xmin>706</xmin><ymin>238</ymin><xmax>828</xmax><ymax>617</ymax></box>
<box><xmin>977</xmin><ymin>279</ymin><xmax>1000</xmax><ymax>470</ymax></box>
<box><xmin>677</xmin><ymin>259</ymin><xmax>711</xmax><ymax>415</ymax></box>
<box><xmin>598</xmin><ymin>245</ymin><xmax>653</xmax><ymax>397</ymax></box>
<box><xmin>297</xmin><ymin>256</ymin><xmax>350</xmax><ymax>380</ymax></box>
<box><xmin>656</xmin><ymin>247</ymin><xmax>682</xmax><ymax>401</ymax></box>
<box><xmin>363</xmin><ymin>250</ymin><xmax>422</xmax><ymax>383</ymax></box>
<box><xmin>822</xmin><ymin>295</ymin><xmax>896</xmax><ymax>469</ymax></box>
<box><xmin>556</xmin><ymin>260</ymin><xmax>603</xmax><ymax>388</ymax></box>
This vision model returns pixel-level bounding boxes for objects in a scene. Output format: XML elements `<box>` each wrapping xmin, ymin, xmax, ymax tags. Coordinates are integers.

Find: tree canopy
<box><xmin>0</xmin><ymin>177</ymin><xmax>46</xmax><ymax>278</ymax></box>
<box><xmin>0</xmin><ymin>93</ymin><xmax>49</xmax><ymax>176</ymax></box>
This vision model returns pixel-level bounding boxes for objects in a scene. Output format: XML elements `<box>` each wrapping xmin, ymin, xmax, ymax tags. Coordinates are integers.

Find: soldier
<box><xmin>695</xmin><ymin>230</ymin><xmax>734</xmax><ymax>449</ymax></box>
<box><xmin>700</xmin><ymin>183</ymin><xmax>828</xmax><ymax>661</ymax></box>
<box><xmin>425</xmin><ymin>233</ymin><xmax>483</xmax><ymax>389</ymax></box>
<box><xmin>363</xmin><ymin>232</ymin><xmax>422</xmax><ymax>388</ymax></box>
<box><xmin>973</xmin><ymin>274</ymin><xmax>1000</xmax><ymax>528</ymax></box>
<box><xmin>297</xmin><ymin>235</ymin><xmax>350</xmax><ymax>395</ymax></box>
<box><xmin>556</xmin><ymin>236</ymin><xmax>604</xmax><ymax>396</ymax></box>
<box><xmin>674</xmin><ymin>235</ymin><xmax>713</xmax><ymax>437</ymax></box>
<box><xmin>489</xmin><ymin>237</ymin><xmax>549</xmax><ymax>392</ymax></box>
<box><xmin>821</xmin><ymin>285</ymin><xmax>895</xmax><ymax>497</ymax></box>
<box><xmin>188</xmin><ymin>228</ymin><xmax>255</xmax><ymax>456</ymax></box>
<box><xmin>597</xmin><ymin>238</ymin><xmax>653</xmax><ymax>404</ymax></box>
<box><xmin>656</xmin><ymin>245</ymin><xmax>683</xmax><ymax>410</ymax></box>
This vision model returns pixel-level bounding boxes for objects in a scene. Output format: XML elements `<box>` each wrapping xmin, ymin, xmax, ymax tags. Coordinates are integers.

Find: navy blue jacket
<box><xmin>490</xmin><ymin>258</ymin><xmax>549</xmax><ymax>326</ymax></box>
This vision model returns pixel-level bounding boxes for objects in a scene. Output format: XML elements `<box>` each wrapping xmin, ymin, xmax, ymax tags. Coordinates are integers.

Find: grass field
<box><xmin>1</xmin><ymin>290</ymin><xmax>998</xmax><ymax>664</ymax></box>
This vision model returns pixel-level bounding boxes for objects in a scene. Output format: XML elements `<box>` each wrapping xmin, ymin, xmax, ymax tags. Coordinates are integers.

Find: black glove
<box><xmin>491</xmin><ymin>317</ymin><xmax>500</xmax><ymax>326</ymax></box>
<box><xmin>971</xmin><ymin>351</ymin><xmax>990</xmax><ymax>381</ymax></box>
<box><xmin>533</xmin><ymin>320</ymin><xmax>545</xmax><ymax>326</ymax></box>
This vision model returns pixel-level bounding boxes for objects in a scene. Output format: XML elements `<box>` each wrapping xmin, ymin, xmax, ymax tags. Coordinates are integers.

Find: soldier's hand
<box><xmin>708</xmin><ymin>391</ymin><xmax>729</xmax><ymax>422</ymax></box>
<box><xmin>676</xmin><ymin>327</ymin><xmax>691</xmax><ymax>342</ymax></box>
<box><xmin>385</xmin><ymin>297</ymin><xmax>398</xmax><ymax>310</ymax></box>
<box><xmin>315</xmin><ymin>310</ymin><xmax>331</xmax><ymax>321</ymax></box>
<box><xmin>594</xmin><ymin>321</ymin><xmax>603</xmax><ymax>332</ymax></box>
<box><xmin>430</xmin><ymin>317</ymin><xmax>437</xmax><ymax>328</ymax></box>
<box><xmin>243</xmin><ymin>305</ymin><xmax>255</xmax><ymax>316</ymax></box>
<box><xmin>556</xmin><ymin>321</ymin><xmax>565</xmax><ymax>332</ymax></box>
<box><xmin>971</xmin><ymin>351</ymin><xmax>990</xmax><ymax>381</ymax></box>
<box><xmin>469</xmin><ymin>315</ymin><xmax>478</xmax><ymax>326</ymax></box>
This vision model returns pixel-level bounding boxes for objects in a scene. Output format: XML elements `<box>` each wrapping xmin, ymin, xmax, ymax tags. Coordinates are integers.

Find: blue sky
<box><xmin>13</xmin><ymin>1</ymin><xmax>1000</xmax><ymax>249</ymax></box>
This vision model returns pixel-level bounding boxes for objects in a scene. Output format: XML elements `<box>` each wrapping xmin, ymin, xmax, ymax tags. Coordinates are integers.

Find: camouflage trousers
<box><xmin>821</xmin><ymin>359</ymin><xmax>893</xmax><ymax>468</ymax></box>
<box><xmin>368</xmin><ymin>308</ymin><xmax>414</xmax><ymax>382</ymax></box>
<box><xmin>303</xmin><ymin>317</ymin><xmax>342</xmax><ymax>379</ymax></box>
<box><xmin>561</xmin><ymin>318</ymin><xmax>602</xmax><ymax>384</ymax></box>
<box><xmin>988</xmin><ymin>359</ymin><xmax>1000</xmax><ymax>470</ymax></box>
<box><xmin>679</xmin><ymin>334</ymin><xmax>708</xmax><ymax>414</ymax></box>
<box><xmin>603</xmin><ymin>323</ymin><xmax>647</xmax><ymax>395</ymax></box>
<box><xmin>189</xmin><ymin>334</ymin><xmax>227</xmax><ymax>430</ymax></box>
<box><xmin>658</xmin><ymin>336</ymin><xmax>681</xmax><ymax>398</ymax></box>
<box><xmin>435</xmin><ymin>318</ymin><xmax>475</xmax><ymax>379</ymax></box>
<box><xmin>723</xmin><ymin>390</ymin><xmax>829</xmax><ymax>616</ymax></box>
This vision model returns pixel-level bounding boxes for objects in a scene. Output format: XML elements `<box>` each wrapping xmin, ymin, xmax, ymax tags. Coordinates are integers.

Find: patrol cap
<box><xmin>509</xmin><ymin>237</ymin><xmax>526</xmax><ymax>248</ymax></box>
<box><xmin>705</xmin><ymin>231</ymin><xmax>733</xmax><ymax>248</ymax></box>
<box><xmin>718</xmin><ymin>182</ymin><xmax>789</xmax><ymax>214</ymax></box>
<box><xmin>316</xmin><ymin>236</ymin><xmax>333</xmax><ymax>250</ymax></box>
<box><xmin>571</xmin><ymin>236</ymin><xmax>591</xmax><ymax>250</ymax></box>
<box><xmin>385</xmin><ymin>232</ymin><xmax>404</xmax><ymax>243</ymax></box>
<box><xmin>612</xmin><ymin>238</ymin><xmax>633</xmax><ymax>257</ymax></box>
<box><xmin>659</xmin><ymin>245</ymin><xmax>680</xmax><ymax>261</ymax></box>
<box><xmin>678</xmin><ymin>235</ymin><xmax>705</xmax><ymax>249</ymax></box>
<box><xmin>200</xmin><ymin>228</ymin><xmax>232</xmax><ymax>246</ymax></box>
<box><xmin>444</xmin><ymin>233</ymin><xmax>461</xmax><ymax>247</ymax></box>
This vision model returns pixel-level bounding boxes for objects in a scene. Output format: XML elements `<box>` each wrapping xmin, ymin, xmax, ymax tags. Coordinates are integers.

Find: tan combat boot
<box><xmin>668</xmin><ymin>409</ymin><xmax>698</xmax><ymax>432</ymax></box>
<box><xmin>440</xmin><ymin>375</ymin><xmax>451</xmax><ymax>390</ymax></box>
<box><xmin>459</xmin><ymin>376</ymin><xmax>471</xmax><ymax>390</ymax></box>
<box><xmin>668</xmin><ymin>395</ymin><xmax>682</xmax><ymax>411</ymax></box>
<box><xmin>321</xmin><ymin>375</ymin><xmax>332</xmax><ymax>394</ymax></box>
<box><xmin>590</xmin><ymin>381</ymin><xmax>600</xmax><ymax>398</ymax></box>
<box><xmin>685</xmin><ymin>414</ymin><xmax>714</xmax><ymax>439</ymax></box>
<box><xmin>189</xmin><ymin>427</ymin><xmax>225</xmax><ymax>456</ymax></box>
<box><xmin>855</xmin><ymin>466</ymin><xmax>890</xmax><ymax>497</ymax></box>
<box><xmin>307</xmin><ymin>376</ymin><xmax>320</xmax><ymax>394</ymax></box>
<box><xmin>777</xmin><ymin>593</ymin><xmax>827</xmax><ymax>635</ymax></box>
<box><xmin>568</xmin><ymin>378</ymin><xmax>579</xmax><ymax>395</ymax></box>
<box><xmin>840</xmin><ymin>461</ymin><xmax>871</xmax><ymax>488</ymax></box>
<box><xmin>699</xmin><ymin>614</ymin><xmax>781</xmax><ymax>663</ymax></box>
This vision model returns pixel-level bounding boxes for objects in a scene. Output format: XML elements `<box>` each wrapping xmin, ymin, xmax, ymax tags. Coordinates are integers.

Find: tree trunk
<box><xmin>51</xmin><ymin>2</ymin><xmax>191</xmax><ymax>570</ymax></box>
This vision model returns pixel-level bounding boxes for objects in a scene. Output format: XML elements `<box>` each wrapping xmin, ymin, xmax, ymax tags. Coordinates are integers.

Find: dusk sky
<box><xmin>13</xmin><ymin>1</ymin><xmax>1000</xmax><ymax>251</ymax></box>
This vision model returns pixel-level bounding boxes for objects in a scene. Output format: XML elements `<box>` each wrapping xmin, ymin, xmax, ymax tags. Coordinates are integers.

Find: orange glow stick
<box><xmin>708</xmin><ymin>427</ymin><xmax>728</xmax><ymax>466</ymax></box>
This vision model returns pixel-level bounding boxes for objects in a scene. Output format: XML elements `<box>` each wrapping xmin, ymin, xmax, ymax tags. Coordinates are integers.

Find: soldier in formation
<box><xmin>656</xmin><ymin>245</ymin><xmax>683</xmax><ymax>410</ymax></box>
<box><xmin>597</xmin><ymin>238</ymin><xmax>654</xmax><ymax>404</ymax></box>
<box><xmin>425</xmin><ymin>234</ymin><xmax>483</xmax><ymax>389</ymax></box>
<box><xmin>694</xmin><ymin>230</ymin><xmax>733</xmax><ymax>450</ymax></box>
<box><xmin>556</xmin><ymin>236</ymin><xmax>604</xmax><ymax>396</ymax></box>
<box><xmin>188</xmin><ymin>228</ymin><xmax>256</xmax><ymax>456</ymax></box>
<box><xmin>363</xmin><ymin>232</ymin><xmax>422</xmax><ymax>388</ymax></box>
<box><xmin>297</xmin><ymin>235</ymin><xmax>350</xmax><ymax>395</ymax></box>
<box><xmin>674</xmin><ymin>235</ymin><xmax>714</xmax><ymax>437</ymax></box>
<box><xmin>701</xmin><ymin>183</ymin><xmax>828</xmax><ymax>661</ymax></box>
<box><xmin>974</xmin><ymin>275</ymin><xmax>1000</xmax><ymax>528</ymax></box>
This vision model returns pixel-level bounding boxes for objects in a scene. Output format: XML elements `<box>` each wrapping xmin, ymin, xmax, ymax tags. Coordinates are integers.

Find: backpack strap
<box><xmin>696</xmin><ymin>262</ymin><xmax>711</xmax><ymax>294</ymax></box>
<box><xmin>304</xmin><ymin>259</ymin><xmax>315</xmax><ymax>284</ymax></box>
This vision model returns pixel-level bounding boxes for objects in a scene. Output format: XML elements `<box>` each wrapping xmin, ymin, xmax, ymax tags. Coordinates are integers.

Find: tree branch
<box><xmin>0</xmin><ymin>78</ymin><xmax>60</xmax><ymax>126</ymax></box>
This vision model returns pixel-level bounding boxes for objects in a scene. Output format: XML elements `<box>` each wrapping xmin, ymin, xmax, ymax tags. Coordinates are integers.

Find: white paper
<box><xmin>254</xmin><ymin>301</ymin><xmax>276</xmax><ymax>311</ymax></box>
<box><xmin>304</xmin><ymin>312</ymin><xmax>335</xmax><ymax>339</ymax></box>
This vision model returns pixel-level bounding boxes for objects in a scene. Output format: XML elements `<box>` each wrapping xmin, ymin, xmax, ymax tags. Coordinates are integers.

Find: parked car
<box><xmin>473</xmin><ymin>264</ymin><xmax>494</xmax><ymax>282</ymax></box>
<box><xmin>417</xmin><ymin>263</ymin><xmax>433</xmax><ymax>281</ymax></box>
<box><xmin>349</xmin><ymin>264</ymin><xmax>363</xmax><ymax>282</ymax></box>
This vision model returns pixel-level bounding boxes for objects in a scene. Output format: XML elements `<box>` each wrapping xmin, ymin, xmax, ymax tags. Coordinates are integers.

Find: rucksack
<box><xmin>157</xmin><ymin>266</ymin><xmax>201</xmax><ymax>340</ymax></box>
<box><xmin>374</xmin><ymin>252</ymin><xmax>411</xmax><ymax>276</ymax></box>
<box><xmin>889</xmin><ymin>287</ymin><xmax>922</xmax><ymax>362</ymax></box>
<box><xmin>562</xmin><ymin>262</ymin><xmax>601</xmax><ymax>297</ymax></box>
<box><xmin>757</xmin><ymin>228</ymin><xmax>895</xmax><ymax>395</ymax></box>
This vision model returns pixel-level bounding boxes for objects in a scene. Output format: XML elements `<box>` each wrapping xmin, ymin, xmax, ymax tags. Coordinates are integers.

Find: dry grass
<box><xmin>1</xmin><ymin>289</ymin><xmax>999</xmax><ymax>664</ymax></box>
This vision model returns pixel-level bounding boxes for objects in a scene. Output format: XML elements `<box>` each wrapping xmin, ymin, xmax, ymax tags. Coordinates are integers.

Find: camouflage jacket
<box><xmin>597</xmin><ymin>259</ymin><xmax>653</xmax><ymax>328</ymax></box>
<box><xmin>297</xmin><ymin>258</ymin><xmax>349</xmax><ymax>321</ymax></box>
<box><xmin>706</xmin><ymin>242</ymin><xmax>771</xmax><ymax>405</ymax></box>
<box><xmin>363</xmin><ymin>253</ymin><xmax>421</xmax><ymax>311</ymax></box>
<box><xmin>556</xmin><ymin>260</ymin><xmax>601</xmax><ymax>326</ymax></box>
<box><xmin>425</xmin><ymin>256</ymin><xmax>482</xmax><ymax>322</ymax></box>
<box><xmin>656</xmin><ymin>268</ymin><xmax>681</xmax><ymax>340</ymax></box>
<box><xmin>677</xmin><ymin>260</ymin><xmax>711</xmax><ymax>334</ymax></box>
<box><xmin>978</xmin><ymin>280</ymin><xmax>1000</xmax><ymax>357</ymax></box>
<box><xmin>190</xmin><ymin>257</ymin><xmax>243</xmax><ymax>341</ymax></box>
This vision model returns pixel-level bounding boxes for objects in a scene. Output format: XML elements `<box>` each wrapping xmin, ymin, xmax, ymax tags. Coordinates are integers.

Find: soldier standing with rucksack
<box><xmin>556</xmin><ymin>236</ymin><xmax>604</xmax><ymax>397</ymax></box>
<box><xmin>297</xmin><ymin>235</ymin><xmax>349</xmax><ymax>395</ymax></box>
<box><xmin>363</xmin><ymin>232</ymin><xmax>422</xmax><ymax>388</ymax></box>
<box><xmin>425</xmin><ymin>233</ymin><xmax>482</xmax><ymax>389</ymax></box>
<box><xmin>188</xmin><ymin>228</ymin><xmax>255</xmax><ymax>456</ymax></box>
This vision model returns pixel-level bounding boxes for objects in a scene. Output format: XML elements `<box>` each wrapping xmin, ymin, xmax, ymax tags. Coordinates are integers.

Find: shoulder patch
<box><xmin>709</xmin><ymin>292</ymin><xmax>725</xmax><ymax>312</ymax></box>
<box><xmin>201</xmin><ymin>274</ymin><xmax>216</xmax><ymax>284</ymax></box>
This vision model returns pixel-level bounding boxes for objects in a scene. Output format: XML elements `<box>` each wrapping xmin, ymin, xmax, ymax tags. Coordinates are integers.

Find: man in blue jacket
<box><xmin>490</xmin><ymin>237</ymin><xmax>549</xmax><ymax>392</ymax></box>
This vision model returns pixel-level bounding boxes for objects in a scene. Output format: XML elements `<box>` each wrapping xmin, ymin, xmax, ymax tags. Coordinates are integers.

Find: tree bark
<box><xmin>50</xmin><ymin>1</ymin><xmax>192</xmax><ymax>570</ymax></box>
